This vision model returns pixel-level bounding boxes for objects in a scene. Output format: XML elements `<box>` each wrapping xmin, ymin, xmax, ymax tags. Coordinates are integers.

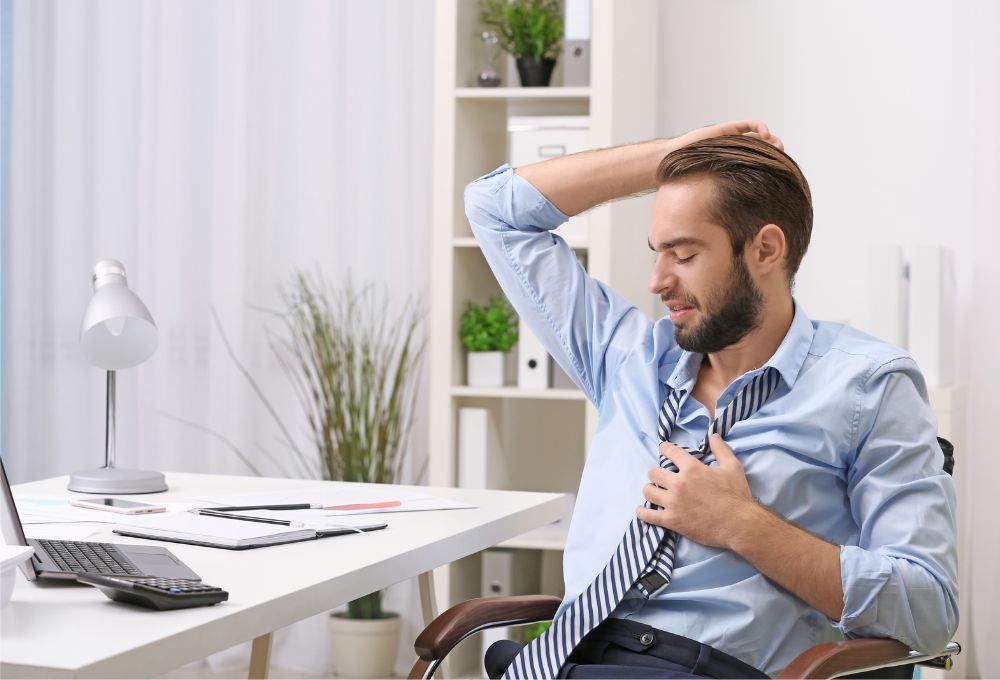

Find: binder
<box><xmin>517</xmin><ymin>318</ymin><xmax>551</xmax><ymax>389</ymax></box>
<box><xmin>458</xmin><ymin>407</ymin><xmax>506</xmax><ymax>489</ymax></box>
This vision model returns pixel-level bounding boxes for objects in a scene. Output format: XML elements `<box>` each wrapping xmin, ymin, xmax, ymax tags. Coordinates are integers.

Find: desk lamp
<box><xmin>68</xmin><ymin>260</ymin><xmax>167</xmax><ymax>493</ymax></box>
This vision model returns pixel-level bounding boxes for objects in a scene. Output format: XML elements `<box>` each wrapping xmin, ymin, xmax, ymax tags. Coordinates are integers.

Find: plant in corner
<box><xmin>273</xmin><ymin>271</ymin><xmax>425</xmax><ymax>678</ymax></box>
<box><xmin>481</xmin><ymin>0</ymin><xmax>564</xmax><ymax>87</ymax></box>
<box><xmin>460</xmin><ymin>295</ymin><xmax>518</xmax><ymax>387</ymax></box>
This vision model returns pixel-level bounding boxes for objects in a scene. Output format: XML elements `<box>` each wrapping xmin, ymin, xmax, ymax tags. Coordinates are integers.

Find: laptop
<box><xmin>0</xmin><ymin>458</ymin><xmax>200</xmax><ymax>581</ymax></box>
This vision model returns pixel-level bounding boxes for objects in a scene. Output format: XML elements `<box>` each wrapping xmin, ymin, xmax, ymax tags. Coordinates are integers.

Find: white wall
<box><xmin>657</xmin><ymin>1</ymin><xmax>999</xmax><ymax>676</ymax></box>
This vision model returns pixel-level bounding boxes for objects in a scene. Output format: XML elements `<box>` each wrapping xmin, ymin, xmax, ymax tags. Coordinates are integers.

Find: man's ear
<box><xmin>751</xmin><ymin>224</ymin><xmax>786</xmax><ymax>274</ymax></box>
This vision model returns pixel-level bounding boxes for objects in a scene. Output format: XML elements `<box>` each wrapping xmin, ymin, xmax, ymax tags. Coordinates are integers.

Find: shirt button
<box><xmin>639</xmin><ymin>632</ymin><xmax>655</xmax><ymax>646</ymax></box>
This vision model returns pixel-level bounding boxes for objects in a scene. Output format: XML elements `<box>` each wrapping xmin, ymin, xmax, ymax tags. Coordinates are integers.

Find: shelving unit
<box><xmin>428</xmin><ymin>1</ymin><xmax>659</xmax><ymax>674</ymax></box>
<box><xmin>449</xmin><ymin>386</ymin><xmax>587</xmax><ymax>401</ymax></box>
<box><xmin>455</xmin><ymin>86</ymin><xmax>591</xmax><ymax>100</ymax></box>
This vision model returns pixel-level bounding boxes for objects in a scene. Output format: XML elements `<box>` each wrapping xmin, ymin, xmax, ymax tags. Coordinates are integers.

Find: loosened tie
<box><xmin>504</xmin><ymin>367</ymin><xmax>780</xmax><ymax>679</ymax></box>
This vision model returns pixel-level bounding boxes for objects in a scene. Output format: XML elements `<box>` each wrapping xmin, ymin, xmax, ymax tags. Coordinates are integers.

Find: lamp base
<box><xmin>67</xmin><ymin>467</ymin><xmax>167</xmax><ymax>494</ymax></box>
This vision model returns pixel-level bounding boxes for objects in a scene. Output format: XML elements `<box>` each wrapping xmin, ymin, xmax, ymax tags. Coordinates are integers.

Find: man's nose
<box><xmin>648</xmin><ymin>261</ymin><xmax>676</xmax><ymax>295</ymax></box>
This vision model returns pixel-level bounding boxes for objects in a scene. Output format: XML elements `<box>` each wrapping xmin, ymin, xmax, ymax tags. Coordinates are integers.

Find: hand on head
<box><xmin>680</xmin><ymin>119</ymin><xmax>784</xmax><ymax>152</ymax></box>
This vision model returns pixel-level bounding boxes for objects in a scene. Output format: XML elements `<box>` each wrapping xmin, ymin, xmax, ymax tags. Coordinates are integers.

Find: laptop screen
<box><xmin>1</xmin><ymin>457</ymin><xmax>32</xmax><ymax>548</ymax></box>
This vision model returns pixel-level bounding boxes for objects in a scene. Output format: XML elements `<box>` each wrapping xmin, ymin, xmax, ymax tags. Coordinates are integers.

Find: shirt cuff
<box><xmin>834</xmin><ymin>544</ymin><xmax>891</xmax><ymax>634</ymax></box>
<box><xmin>474</xmin><ymin>164</ymin><xmax>570</xmax><ymax>232</ymax></box>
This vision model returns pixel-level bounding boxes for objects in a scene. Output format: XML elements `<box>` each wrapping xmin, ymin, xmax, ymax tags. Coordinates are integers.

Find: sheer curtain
<box><xmin>4</xmin><ymin>0</ymin><xmax>433</xmax><ymax>674</ymax></box>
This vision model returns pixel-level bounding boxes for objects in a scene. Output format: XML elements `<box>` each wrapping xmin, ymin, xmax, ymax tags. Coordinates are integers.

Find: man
<box><xmin>464</xmin><ymin>120</ymin><xmax>958</xmax><ymax>679</ymax></box>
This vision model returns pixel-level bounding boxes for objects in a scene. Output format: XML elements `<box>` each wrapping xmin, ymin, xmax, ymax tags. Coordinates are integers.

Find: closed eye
<box><xmin>675</xmin><ymin>254</ymin><xmax>695</xmax><ymax>264</ymax></box>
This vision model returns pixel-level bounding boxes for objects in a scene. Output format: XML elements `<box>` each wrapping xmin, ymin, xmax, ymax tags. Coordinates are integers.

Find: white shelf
<box><xmin>455</xmin><ymin>86</ymin><xmax>590</xmax><ymax>101</ymax></box>
<box><xmin>451</xmin><ymin>386</ymin><xmax>587</xmax><ymax>401</ymax></box>
<box><xmin>431</xmin><ymin>0</ymin><xmax>659</xmax><ymax>642</ymax></box>
<box><xmin>453</xmin><ymin>236</ymin><xmax>589</xmax><ymax>250</ymax></box>
<box><xmin>498</xmin><ymin>519</ymin><xmax>570</xmax><ymax>551</ymax></box>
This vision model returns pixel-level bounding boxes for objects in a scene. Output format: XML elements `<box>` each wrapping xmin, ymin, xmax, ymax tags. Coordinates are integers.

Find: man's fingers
<box><xmin>636</xmin><ymin>504</ymin><xmax>672</xmax><ymax>528</ymax></box>
<box><xmin>727</xmin><ymin>119</ymin><xmax>769</xmax><ymax>137</ymax></box>
<box><xmin>709</xmin><ymin>434</ymin><xmax>740</xmax><ymax>468</ymax></box>
<box><xmin>659</xmin><ymin>441</ymin><xmax>695</xmax><ymax>470</ymax></box>
<box><xmin>691</xmin><ymin>119</ymin><xmax>785</xmax><ymax>152</ymax></box>
<box><xmin>643</xmin><ymin>482</ymin><xmax>668</xmax><ymax>506</ymax></box>
<box><xmin>741</xmin><ymin>130</ymin><xmax>784</xmax><ymax>151</ymax></box>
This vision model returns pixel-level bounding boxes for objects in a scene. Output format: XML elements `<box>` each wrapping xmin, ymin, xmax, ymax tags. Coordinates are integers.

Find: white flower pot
<box><xmin>467</xmin><ymin>351</ymin><xmax>505</xmax><ymax>387</ymax></box>
<box><xmin>329</xmin><ymin>612</ymin><xmax>401</xmax><ymax>678</ymax></box>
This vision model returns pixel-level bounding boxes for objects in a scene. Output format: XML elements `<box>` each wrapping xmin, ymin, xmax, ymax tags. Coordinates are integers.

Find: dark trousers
<box><xmin>485</xmin><ymin>618</ymin><xmax>770</xmax><ymax>679</ymax></box>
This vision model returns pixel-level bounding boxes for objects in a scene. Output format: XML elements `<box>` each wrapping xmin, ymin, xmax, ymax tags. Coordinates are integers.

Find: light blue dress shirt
<box><xmin>465</xmin><ymin>165</ymin><xmax>959</xmax><ymax>677</ymax></box>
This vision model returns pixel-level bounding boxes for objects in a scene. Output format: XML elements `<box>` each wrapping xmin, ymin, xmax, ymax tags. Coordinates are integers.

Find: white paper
<box><xmin>190</xmin><ymin>486</ymin><xmax>475</xmax><ymax>516</ymax></box>
<box><xmin>21</xmin><ymin>525</ymin><xmax>104</xmax><ymax>541</ymax></box>
<box><xmin>13</xmin><ymin>494</ymin><xmax>197</xmax><ymax>524</ymax></box>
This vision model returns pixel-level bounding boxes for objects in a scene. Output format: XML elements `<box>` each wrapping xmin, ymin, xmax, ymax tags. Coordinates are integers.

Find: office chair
<box><xmin>409</xmin><ymin>438</ymin><xmax>960</xmax><ymax>679</ymax></box>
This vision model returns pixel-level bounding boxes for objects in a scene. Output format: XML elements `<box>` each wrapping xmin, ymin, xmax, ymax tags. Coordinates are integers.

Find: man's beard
<box><xmin>673</xmin><ymin>255</ymin><xmax>765</xmax><ymax>354</ymax></box>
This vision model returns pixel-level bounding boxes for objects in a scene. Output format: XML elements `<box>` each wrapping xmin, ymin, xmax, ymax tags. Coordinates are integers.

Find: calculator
<box><xmin>76</xmin><ymin>573</ymin><xmax>229</xmax><ymax>610</ymax></box>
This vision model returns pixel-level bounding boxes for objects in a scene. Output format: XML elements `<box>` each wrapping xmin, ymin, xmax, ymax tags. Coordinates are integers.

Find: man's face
<box><xmin>647</xmin><ymin>178</ymin><xmax>764</xmax><ymax>354</ymax></box>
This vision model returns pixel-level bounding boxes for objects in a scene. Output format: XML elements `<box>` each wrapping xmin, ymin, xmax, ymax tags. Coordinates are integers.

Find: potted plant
<box><xmin>274</xmin><ymin>272</ymin><xmax>425</xmax><ymax>678</ymax></box>
<box><xmin>460</xmin><ymin>295</ymin><xmax>518</xmax><ymax>387</ymax></box>
<box><xmin>481</xmin><ymin>0</ymin><xmax>564</xmax><ymax>87</ymax></box>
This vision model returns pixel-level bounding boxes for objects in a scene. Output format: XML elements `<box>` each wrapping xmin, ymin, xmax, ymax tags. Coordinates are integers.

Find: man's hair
<box><xmin>655</xmin><ymin>135</ymin><xmax>813</xmax><ymax>281</ymax></box>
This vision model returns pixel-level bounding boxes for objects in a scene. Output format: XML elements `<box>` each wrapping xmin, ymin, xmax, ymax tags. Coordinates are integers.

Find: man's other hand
<box><xmin>637</xmin><ymin>434</ymin><xmax>757</xmax><ymax>549</ymax></box>
<box><xmin>676</xmin><ymin>119</ymin><xmax>784</xmax><ymax>152</ymax></box>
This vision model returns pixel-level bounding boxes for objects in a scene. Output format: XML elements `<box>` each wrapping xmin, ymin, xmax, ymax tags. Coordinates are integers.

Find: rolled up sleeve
<box><xmin>836</xmin><ymin>359</ymin><xmax>959</xmax><ymax>653</ymax></box>
<box><xmin>464</xmin><ymin>165</ymin><xmax>652</xmax><ymax>408</ymax></box>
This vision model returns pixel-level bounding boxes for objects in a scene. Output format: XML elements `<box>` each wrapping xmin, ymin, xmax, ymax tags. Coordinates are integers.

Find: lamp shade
<box><xmin>79</xmin><ymin>260</ymin><xmax>158</xmax><ymax>370</ymax></box>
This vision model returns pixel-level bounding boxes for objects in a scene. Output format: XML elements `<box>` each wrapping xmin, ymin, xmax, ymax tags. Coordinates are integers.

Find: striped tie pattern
<box><xmin>503</xmin><ymin>367</ymin><xmax>780</xmax><ymax>679</ymax></box>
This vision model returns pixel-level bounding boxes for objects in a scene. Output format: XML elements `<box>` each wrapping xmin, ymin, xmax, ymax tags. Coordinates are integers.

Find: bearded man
<box><xmin>464</xmin><ymin>121</ymin><xmax>958</xmax><ymax>679</ymax></box>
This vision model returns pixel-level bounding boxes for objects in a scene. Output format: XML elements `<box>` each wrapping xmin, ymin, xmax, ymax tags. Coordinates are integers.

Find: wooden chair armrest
<box><xmin>779</xmin><ymin>638</ymin><xmax>912</xmax><ymax>678</ymax></box>
<box><xmin>414</xmin><ymin>595</ymin><xmax>561</xmax><ymax>661</ymax></box>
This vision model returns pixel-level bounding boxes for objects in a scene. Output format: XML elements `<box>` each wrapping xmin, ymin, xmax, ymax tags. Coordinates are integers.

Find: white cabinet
<box><xmin>428</xmin><ymin>2</ymin><xmax>659</xmax><ymax>674</ymax></box>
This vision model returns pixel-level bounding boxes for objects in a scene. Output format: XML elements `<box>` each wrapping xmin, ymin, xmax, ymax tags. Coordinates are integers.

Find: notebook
<box><xmin>113</xmin><ymin>512</ymin><xmax>387</xmax><ymax>550</ymax></box>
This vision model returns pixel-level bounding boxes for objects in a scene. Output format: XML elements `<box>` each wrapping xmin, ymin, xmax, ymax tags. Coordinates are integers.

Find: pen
<box><xmin>207</xmin><ymin>503</ymin><xmax>318</xmax><ymax>512</ymax></box>
<box><xmin>189</xmin><ymin>509</ymin><xmax>305</xmax><ymax>528</ymax></box>
<box><xmin>205</xmin><ymin>501</ymin><xmax>402</xmax><ymax>512</ymax></box>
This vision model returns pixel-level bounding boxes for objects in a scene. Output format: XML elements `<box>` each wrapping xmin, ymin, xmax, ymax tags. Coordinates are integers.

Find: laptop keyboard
<box><xmin>36</xmin><ymin>539</ymin><xmax>143</xmax><ymax>576</ymax></box>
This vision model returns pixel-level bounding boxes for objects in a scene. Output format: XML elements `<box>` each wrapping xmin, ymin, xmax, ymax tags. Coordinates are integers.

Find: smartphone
<box><xmin>69</xmin><ymin>497</ymin><xmax>166</xmax><ymax>514</ymax></box>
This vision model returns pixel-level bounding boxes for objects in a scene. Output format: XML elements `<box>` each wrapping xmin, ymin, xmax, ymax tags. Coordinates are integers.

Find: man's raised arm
<box><xmin>515</xmin><ymin>120</ymin><xmax>782</xmax><ymax>216</ymax></box>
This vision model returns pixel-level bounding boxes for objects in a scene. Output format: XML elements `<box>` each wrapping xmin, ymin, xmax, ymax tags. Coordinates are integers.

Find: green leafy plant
<box><xmin>172</xmin><ymin>272</ymin><xmax>425</xmax><ymax>621</ymax></box>
<box><xmin>522</xmin><ymin>620</ymin><xmax>552</xmax><ymax>644</ymax></box>
<box><xmin>460</xmin><ymin>295</ymin><xmax>518</xmax><ymax>352</ymax></box>
<box><xmin>273</xmin><ymin>272</ymin><xmax>426</xmax><ymax>619</ymax></box>
<box><xmin>480</xmin><ymin>0</ymin><xmax>564</xmax><ymax>60</ymax></box>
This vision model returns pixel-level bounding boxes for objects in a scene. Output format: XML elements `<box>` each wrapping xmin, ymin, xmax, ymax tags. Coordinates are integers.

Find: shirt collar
<box><xmin>659</xmin><ymin>299</ymin><xmax>815</xmax><ymax>393</ymax></box>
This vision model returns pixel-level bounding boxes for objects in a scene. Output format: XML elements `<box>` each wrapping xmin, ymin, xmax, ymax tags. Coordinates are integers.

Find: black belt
<box><xmin>568</xmin><ymin>617</ymin><xmax>770</xmax><ymax>679</ymax></box>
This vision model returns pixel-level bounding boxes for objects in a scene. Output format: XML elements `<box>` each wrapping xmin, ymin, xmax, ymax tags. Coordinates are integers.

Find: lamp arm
<box><xmin>105</xmin><ymin>370</ymin><xmax>116</xmax><ymax>470</ymax></box>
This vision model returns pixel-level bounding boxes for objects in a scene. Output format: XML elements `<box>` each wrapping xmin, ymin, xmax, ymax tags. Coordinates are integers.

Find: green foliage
<box><xmin>481</xmin><ymin>0</ymin><xmax>564</xmax><ymax>60</ymax></box>
<box><xmin>521</xmin><ymin>620</ymin><xmax>552</xmax><ymax>643</ymax></box>
<box><xmin>459</xmin><ymin>295</ymin><xmax>518</xmax><ymax>352</ymax></box>
<box><xmin>347</xmin><ymin>590</ymin><xmax>384</xmax><ymax>620</ymax></box>
<box><xmin>274</xmin><ymin>272</ymin><xmax>426</xmax><ymax>619</ymax></box>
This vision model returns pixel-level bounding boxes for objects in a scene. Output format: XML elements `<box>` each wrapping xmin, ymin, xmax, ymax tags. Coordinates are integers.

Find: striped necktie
<box><xmin>504</xmin><ymin>367</ymin><xmax>780</xmax><ymax>679</ymax></box>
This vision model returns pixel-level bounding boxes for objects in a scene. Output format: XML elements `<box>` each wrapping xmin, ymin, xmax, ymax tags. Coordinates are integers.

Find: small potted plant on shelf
<box><xmin>480</xmin><ymin>0</ymin><xmax>564</xmax><ymax>87</ymax></box>
<box><xmin>460</xmin><ymin>295</ymin><xmax>518</xmax><ymax>387</ymax></box>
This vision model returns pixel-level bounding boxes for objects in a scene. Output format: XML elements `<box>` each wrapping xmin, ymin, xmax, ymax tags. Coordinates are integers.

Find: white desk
<box><xmin>0</xmin><ymin>472</ymin><xmax>566</xmax><ymax>678</ymax></box>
